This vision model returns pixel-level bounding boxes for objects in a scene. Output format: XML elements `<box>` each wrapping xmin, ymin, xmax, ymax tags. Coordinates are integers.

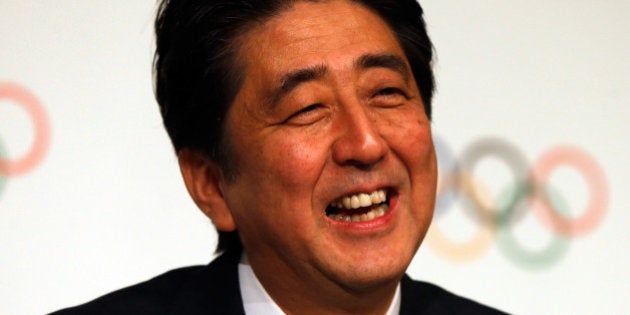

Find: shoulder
<box><xmin>49</xmin><ymin>253</ymin><xmax>244</xmax><ymax>315</ymax></box>
<box><xmin>48</xmin><ymin>266</ymin><xmax>205</xmax><ymax>315</ymax></box>
<box><xmin>400</xmin><ymin>275</ymin><xmax>509</xmax><ymax>315</ymax></box>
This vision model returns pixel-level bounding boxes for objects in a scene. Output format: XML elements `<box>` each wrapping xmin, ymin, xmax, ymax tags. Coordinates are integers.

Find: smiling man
<box><xmin>52</xmin><ymin>0</ymin><xmax>505</xmax><ymax>314</ymax></box>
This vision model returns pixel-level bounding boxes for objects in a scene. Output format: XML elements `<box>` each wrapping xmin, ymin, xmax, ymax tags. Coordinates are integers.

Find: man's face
<box><xmin>220</xmin><ymin>0</ymin><xmax>436</xmax><ymax>291</ymax></box>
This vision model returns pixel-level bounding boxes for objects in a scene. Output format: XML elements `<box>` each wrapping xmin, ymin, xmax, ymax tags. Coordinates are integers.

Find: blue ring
<box><xmin>433</xmin><ymin>134</ymin><xmax>460</xmax><ymax>216</ymax></box>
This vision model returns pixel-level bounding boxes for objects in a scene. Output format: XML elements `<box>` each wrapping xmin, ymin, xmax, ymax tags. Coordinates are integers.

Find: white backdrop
<box><xmin>1</xmin><ymin>1</ymin><xmax>628</xmax><ymax>314</ymax></box>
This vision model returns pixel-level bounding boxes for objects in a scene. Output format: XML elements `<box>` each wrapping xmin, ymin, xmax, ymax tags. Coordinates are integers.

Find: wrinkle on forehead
<box><xmin>229</xmin><ymin>0</ymin><xmax>411</xmax><ymax>119</ymax></box>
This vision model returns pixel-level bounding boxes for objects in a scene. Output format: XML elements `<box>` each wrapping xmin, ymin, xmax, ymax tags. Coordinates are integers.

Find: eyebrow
<box><xmin>280</xmin><ymin>64</ymin><xmax>327</xmax><ymax>97</ymax></box>
<box><xmin>355</xmin><ymin>53</ymin><xmax>410</xmax><ymax>84</ymax></box>
<box><xmin>264</xmin><ymin>64</ymin><xmax>327</xmax><ymax>110</ymax></box>
<box><xmin>265</xmin><ymin>53</ymin><xmax>410</xmax><ymax>109</ymax></box>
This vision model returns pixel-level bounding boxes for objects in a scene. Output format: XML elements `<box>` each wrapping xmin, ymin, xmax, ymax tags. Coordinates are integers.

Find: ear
<box><xmin>178</xmin><ymin>149</ymin><xmax>236</xmax><ymax>232</ymax></box>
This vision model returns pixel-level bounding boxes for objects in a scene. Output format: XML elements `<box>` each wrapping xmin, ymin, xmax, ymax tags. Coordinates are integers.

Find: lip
<box><xmin>325</xmin><ymin>189</ymin><xmax>399</xmax><ymax>233</ymax></box>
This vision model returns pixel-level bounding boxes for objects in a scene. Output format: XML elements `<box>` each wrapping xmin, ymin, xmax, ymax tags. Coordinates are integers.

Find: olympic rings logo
<box><xmin>426</xmin><ymin>135</ymin><xmax>609</xmax><ymax>269</ymax></box>
<box><xmin>0</xmin><ymin>81</ymin><xmax>610</xmax><ymax>270</ymax></box>
<box><xmin>0</xmin><ymin>82</ymin><xmax>51</xmax><ymax>199</ymax></box>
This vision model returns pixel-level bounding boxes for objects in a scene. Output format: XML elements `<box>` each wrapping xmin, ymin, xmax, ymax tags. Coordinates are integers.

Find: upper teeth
<box><xmin>331</xmin><ymin>189</ymin><xmax>387</xmax><ymax>209</ymax></box>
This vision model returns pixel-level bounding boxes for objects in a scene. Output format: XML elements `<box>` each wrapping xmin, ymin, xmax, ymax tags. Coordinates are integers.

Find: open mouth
<box><xmin>325</xmin><ymin>188</ymin><xmax>391</xmax><ymax>222</ymax></box>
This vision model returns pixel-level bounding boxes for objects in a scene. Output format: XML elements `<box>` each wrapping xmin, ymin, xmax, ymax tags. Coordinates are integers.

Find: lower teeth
<box><xmin>329</xmin><ymin>204</ymin><xmax>389</xmax><ymax>222</ymax></box>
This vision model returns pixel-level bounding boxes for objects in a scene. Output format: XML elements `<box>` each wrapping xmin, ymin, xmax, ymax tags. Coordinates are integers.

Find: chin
<box><xmin>333</xmin><ymin>263</ymin><xmax>407</xmax><ymax>293</ymax></box>
<box><xmin>321</xmin><ymin>244</ymin><xmax>416</xmax><ymax>292</ymax></box>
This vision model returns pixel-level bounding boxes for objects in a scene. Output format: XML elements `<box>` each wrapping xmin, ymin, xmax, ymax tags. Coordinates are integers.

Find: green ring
<box><xmin>496</xmin><ymin>181</ymin><xmax>570</xmax><ymax>270</ymax></box>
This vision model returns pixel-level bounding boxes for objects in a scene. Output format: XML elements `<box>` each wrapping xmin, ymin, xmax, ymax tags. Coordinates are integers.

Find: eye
<box><xmin>284</xmin><ymin>103</ymin><xmax>326</xmax><ymax>125</ymax></box>
<box><xmin>376</xmin><ymin>87</ymin><xmax>403</xmax><ymax>96</ymax></box>
<box><xmin>372</xmin><ymin>87</ymin><xmax>408</xmax><ymax>106</ymax></box>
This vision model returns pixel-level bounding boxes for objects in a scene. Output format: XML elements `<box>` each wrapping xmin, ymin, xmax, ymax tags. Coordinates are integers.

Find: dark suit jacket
<box><xmin>50</xmin><ymin>251</ymin><xmax>507</xmax><ymax>314</ymax></box>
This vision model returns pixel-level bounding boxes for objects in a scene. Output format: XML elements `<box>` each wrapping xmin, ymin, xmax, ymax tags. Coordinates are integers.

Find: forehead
<box><xmin>236</xmin><ymin>0</ymin><xmax>406</xmax><ymax>79</ymax></box>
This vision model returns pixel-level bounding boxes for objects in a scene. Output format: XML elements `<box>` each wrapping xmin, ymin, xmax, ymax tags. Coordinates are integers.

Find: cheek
<box><xmin>385</xmin><ymin>112</ymin><xmax>434</xmax><ymax>166</ymax></box>
<box><xmin>406</xmin><ymin>123</ymin><xmax>437</xmax><ymax>183</ymax></box>
<box><xmin>386</xmin><ymin>113</ymin><xmax>437</xmax><ymax>198</ymax></box>
<box><xmin>409</xmin><ymin>125</ymin><xmax>437</xmax><ymax>203</ymax></box>
<box><xmin>410</xmin><ymin>126</ymin><xmax>436</xmax><ymax>169</ymax></box>
<box><xmin>261</xmin><ymin>135</ymin><xmax>327</xmax><ymax>190</ymax></box>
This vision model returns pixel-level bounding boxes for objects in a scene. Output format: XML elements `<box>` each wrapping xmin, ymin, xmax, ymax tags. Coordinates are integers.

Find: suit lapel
<box><xmin>399</xmin><ymin>274</ymin><xmax>436</xmax><ymax>315</ymax></box>
<box><xmin>168</xmin><ymin>251</ymin><xmax>245</xmax><ymax>314</ymax></box>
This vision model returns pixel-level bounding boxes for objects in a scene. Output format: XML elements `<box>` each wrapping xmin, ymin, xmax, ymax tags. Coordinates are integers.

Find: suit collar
<box><xmin>169</xmin><ymin>250</ymin><xmax>245</xmax><ymax>315</ymax></box>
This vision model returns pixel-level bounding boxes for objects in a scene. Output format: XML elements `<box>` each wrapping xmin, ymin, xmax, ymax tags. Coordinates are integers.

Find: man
<box><xmin>53</xmin><ymin>0</ymin><xmax>506</xmax><ymax>314</ymax></box>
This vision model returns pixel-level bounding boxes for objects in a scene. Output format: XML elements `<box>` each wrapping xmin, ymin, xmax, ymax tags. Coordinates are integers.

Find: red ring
<box><xmin>0</xmin><ymin>82</ymin><xmax>51</xmax><ymax>176</ymax></box>
<box><xmin>531</xmin><ymin>145</ymin><xmax>608</xmax><ymax>236</ymax></box>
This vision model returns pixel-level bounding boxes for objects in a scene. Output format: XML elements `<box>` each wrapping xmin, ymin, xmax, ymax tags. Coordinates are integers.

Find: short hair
<box><xmin>154</xmin><ymin>0</ymin><xmax>435</xmax><ymax>256</ymax></box>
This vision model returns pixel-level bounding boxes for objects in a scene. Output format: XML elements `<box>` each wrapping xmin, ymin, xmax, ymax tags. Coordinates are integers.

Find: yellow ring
<box><xmin>425</xmin><ymin>172</ymin><xmax>496</xmax><ymax>261</ymax></box>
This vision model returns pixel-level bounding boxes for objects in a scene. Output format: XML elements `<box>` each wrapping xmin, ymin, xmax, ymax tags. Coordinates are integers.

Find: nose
<box><xmin>331</xmin><ymin>102</ymin><xmax>388</xmax><ymax>169</ymax></box>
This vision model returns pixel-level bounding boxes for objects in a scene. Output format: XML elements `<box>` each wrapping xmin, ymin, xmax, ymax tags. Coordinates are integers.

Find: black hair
<box><xmin>154</xmin><ymin>0</ymin><xmax>435</xmax><ymax>256</ymax></box>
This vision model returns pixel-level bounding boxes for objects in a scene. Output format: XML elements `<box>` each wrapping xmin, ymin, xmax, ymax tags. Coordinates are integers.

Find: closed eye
<box><xmin>284</xmin><ymin>103</ymin><xmax>325</xmax><ymax>125</ymax></box>
<box><xmin>375</xmin><ymin>87</ymin><xmax>409</xmax><ymax>98</ymax></box>
<box><xmin>372</xmin><ymin>87</ymin><xmax>408</xmax><ymax>107</ymax></box>
<box><xmin>376</xmin><ymin>87</ymin><xmax>403</xmax><ymax>96</ymax></box>
<box><xmin>295</xmin><ymin>103</ymin><xmax>320</xmax><ymax>115</ymax></box>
